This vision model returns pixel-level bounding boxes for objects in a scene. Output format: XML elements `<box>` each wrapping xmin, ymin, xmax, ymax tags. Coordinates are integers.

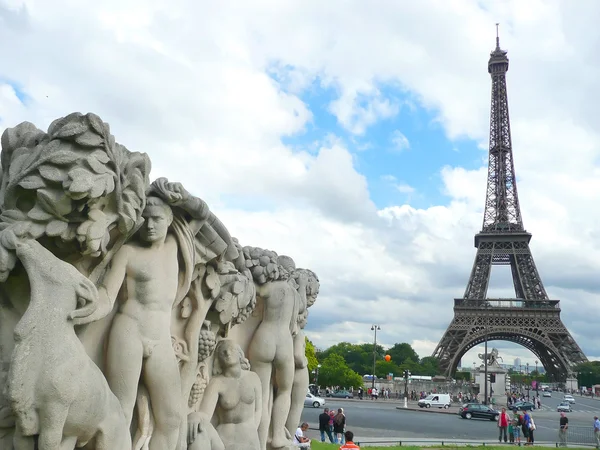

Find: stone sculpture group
<box><xmin>0</xmin><ymin>112</ymin><xmax>320</xmax><ymax>450</ymax></box>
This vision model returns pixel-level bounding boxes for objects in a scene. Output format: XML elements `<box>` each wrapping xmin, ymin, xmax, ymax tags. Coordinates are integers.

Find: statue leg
<box><xmin>286</xmin><ymin>367</ymin><xmax>309</xmax><ymax>433</ymax></box>
<box><xmin>250</xmin><ymin>359</ymin><xmax>273</xmax><ymax>450</ymax></box>
<box><xmin>142</xmin><ymin>341</ymin><xmax>182</xmax><ymax>450</ymax></box>
<box><xmin>105</xmin><ymin>314</ymin><xmax>144</xmax><ymax>428</ymax></box>
<box><xmin>270</xmin><ymin>354</ymin><xmax>295</xmax><ymax>449</ymax></box>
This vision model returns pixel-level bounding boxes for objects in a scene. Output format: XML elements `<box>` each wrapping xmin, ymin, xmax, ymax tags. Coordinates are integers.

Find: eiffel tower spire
<box><xmin>483</xmin><ymin>25</ymin><xmax>523</xmax><ymax>233</ymax></box>
<box><xmin>432</xmin><ymin>28</ymin><xmax>588</xmax><ymax>381</ymax></box>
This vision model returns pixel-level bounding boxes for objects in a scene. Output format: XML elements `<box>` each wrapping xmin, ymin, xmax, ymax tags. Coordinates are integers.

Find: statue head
<box><xmin>212</xmin><ymin>339</ymin><xmax>250</xmax><ymax>375</ymax></box>
<box><xmin>141</xmin><ymin>195</ymin><xmax>173</xmax><ymax>243</ymax></box>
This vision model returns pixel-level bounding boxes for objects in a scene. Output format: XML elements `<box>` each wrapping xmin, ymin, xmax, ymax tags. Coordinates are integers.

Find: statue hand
<box><xmin>152</xmin><ymin>177</ymin><xmax>188</xmax><ymax>205</ymax></box>
<box><xmin>187</xmin><ymin>412</ymin><xmax>208</xmax><ymax>445</ymax></box>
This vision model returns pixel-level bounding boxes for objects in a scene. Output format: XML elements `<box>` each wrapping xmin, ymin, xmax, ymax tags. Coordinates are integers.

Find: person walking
<box><xmin>319</xmin><ymin>408</ymin><xmax>334</xmax><ymax>443</ymax></box>
<box><xmin>339</xmin><ymin>430</ymin><xmax>360</xmax><ymax>450</ymax></box>
<box><xmin>498</xmin><ymin>407</ymin><xmax>510</xmax><ymax>443</ymax></box>
<box><xmin>333</xmin><ymin>408</ymin><xmax>346</xmax><ymax>444</ymax></box>
<box><xmin>513</xmin><ymin>414</ymin><xmax>522</xmax><ymax>446</ymax></box>
<box><xmin>528</xmin><ymin>413</ymin><xmax>536</xmax><ymax>445</ymax></box>
<box><xmin>593</xmin><ymin>416</ymin><xmax>600</xmax><ymax>449</ymax></box>
<box><xmin>558</xmin><ymin>412</ymin><xmax>569</xmax><ymax>447</ymax></box>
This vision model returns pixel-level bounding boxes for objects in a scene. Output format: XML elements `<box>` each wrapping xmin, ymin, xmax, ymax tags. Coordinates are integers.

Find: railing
<box><xmin>454</xmin><ymin>298</ymin><xmax>560</xmax><ymax>310</ymax></box>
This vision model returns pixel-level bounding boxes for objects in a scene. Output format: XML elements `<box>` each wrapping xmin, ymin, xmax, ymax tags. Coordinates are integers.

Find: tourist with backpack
<box><xmin>334</xmin><ymin>408</ymin><xmax>346</xmax><ymax>444</ymax></box>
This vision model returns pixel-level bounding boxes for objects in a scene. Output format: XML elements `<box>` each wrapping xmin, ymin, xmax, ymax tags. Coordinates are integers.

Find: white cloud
<box><xmin>2</xmin><ymin>0</ymin><xmax>600</xmax><ymax>371</ymax></box>
<box><xmin>396</xmin><ymin>183</ymin><xmax>415</xmax><ymax>194</ymax></box>
<box><xmin>391</xmin><ymin>130</ymin><xmax>410</xmax><ymax>151</ymax></box>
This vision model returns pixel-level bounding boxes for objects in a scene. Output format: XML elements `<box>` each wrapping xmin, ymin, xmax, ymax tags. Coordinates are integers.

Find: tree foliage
<box><xmin>305</xmin><ymin>337</ymin><xmax>319</xmax><ymax>373</ymax></box>
<box><xmin>316</xmin><ymin>341</ymin><xmax>442</xmax><ymax>383</ymax></box>
<box><xmin>318</xmin><ymin>353</ymin><xmax>363</xmax><ymax>388</ymax></box>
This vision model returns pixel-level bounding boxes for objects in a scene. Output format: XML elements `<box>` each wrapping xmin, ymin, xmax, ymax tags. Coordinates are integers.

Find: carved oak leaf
<box><xmin>36</xmin><ymin>189</ymin><xmax>72</xmax><ymax>219</ymax></box>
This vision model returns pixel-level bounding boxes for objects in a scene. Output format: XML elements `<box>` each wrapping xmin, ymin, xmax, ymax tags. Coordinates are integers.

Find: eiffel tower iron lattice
<box><xmin>432</xmin><ymin>33</ymin><xmax>587</xmax><ymax>382</ymax></box>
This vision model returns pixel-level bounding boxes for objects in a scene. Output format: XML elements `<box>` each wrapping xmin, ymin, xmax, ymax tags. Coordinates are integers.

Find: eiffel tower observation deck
<box><xmin>433</xmin><ymin>30</ymin><xmax>587</xmax><ymax>382</ymax></box>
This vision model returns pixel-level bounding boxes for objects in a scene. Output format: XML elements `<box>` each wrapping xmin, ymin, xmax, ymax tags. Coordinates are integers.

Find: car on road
<box><xmin>327</xmin><ymin>390</ymin><xmax>354</xmax><ymax>399</ymax></box>
<box><xmin>458</xmin><ymin>403</ymin><xmax>499</xmax><ymax>421</ymax></box>
<box><xmin>418</xmin><ymin>393</ymin><xmax>452</xmax><ymax>409</ymax></box>
<box><xmin>543</xmin><ymin>391</ymin><xmax>552</xmax><ymax>397</ymax></box>
<box><xmin>510</xmin><ymin>401</ymin><xmax>535</xmax><ymax>412</ymax></box>
<box><xmin>557</xmin><ymin>401</ymin><xmax>572</xmax><ymax>412</ymax></box>
<box><xmin>305</xmin><ymin>393</ymin><xmax>325</xmax><ymax>408</ymax></box>
<box><xmin>564</xmin><ymin>394</ymin><xmax>576</xmax><ymax>404</ymax></box>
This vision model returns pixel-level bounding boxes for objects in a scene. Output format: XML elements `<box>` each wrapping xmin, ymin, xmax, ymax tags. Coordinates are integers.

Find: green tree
<box><xmin>305</xmin><ymin>337</ymin><xmax>319</xmax><ymax>373</ymax></box>
<box><xmin>419</xmin><ymin>356</ymin><xmax>440</xmax><ymax>376</ymax></box>
<box><xmin>375</xmin><ymin>360</ymin><xmax>400</xmax><ymax>379</ymax></box>
<box><xmin>318</xmin><ymin>342</ymin><xmax>382</xmax><ymax>375</ymax></box>
<box><xmin>318</xmin><ymin>353</ymin><xmax>364</xmax><ymax>389</ymax></box>
<box><xmin>386</xmin><ymin>343</ymin><xmax>419</xmax><ymax>366</ymax></box>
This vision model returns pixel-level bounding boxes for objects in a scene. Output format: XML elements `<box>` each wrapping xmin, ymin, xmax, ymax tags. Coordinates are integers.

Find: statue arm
<box><xmin>151</xmin><ymin>178</ymin><xmax>238</xmax><ymax>259</ymax></box>
<box><xmin>70</xmin><ymin>246</ymin><xmax>128</xmax><ymax>325</ymax></box>
<box><xmin>198</xmin><ymin>378</ymin><xmax>220</xmax><ymax>423</ymax></box>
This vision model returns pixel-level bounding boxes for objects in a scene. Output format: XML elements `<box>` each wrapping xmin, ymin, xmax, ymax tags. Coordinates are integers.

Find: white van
<box><xmin>418</xmin><ymin>393</ymin><xmax>451</xmax><ymax>409</ymax></box>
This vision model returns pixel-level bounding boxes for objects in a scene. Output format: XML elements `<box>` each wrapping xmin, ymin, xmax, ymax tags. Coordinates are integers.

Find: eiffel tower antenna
<box><xmin>432</xmin><ymin>30</ymin><xmax>587</xmax><ymax>382</ymax></box>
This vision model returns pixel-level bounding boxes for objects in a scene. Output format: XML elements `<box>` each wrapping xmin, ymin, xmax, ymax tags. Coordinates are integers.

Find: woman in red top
<box><xmin>498</xmin><ymin>407</ymin><xmax>510</xmax><ymax>443</ymax></box>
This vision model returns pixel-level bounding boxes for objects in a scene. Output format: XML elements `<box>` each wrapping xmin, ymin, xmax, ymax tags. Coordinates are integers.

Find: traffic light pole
<box><xmin>403</xmin><ymin>370</ymin><xmax>410</xmax><ymax>409</ymax></box>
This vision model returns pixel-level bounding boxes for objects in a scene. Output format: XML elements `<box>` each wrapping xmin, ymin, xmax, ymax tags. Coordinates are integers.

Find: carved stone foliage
<box><xmin>0</xmin><ymin>112</ymin><xmax>320</xmax><ymax>450</ymax></box>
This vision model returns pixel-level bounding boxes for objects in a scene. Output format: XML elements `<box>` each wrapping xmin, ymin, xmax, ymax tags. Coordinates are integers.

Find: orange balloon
<box><xmin>385</xmin><ymin>354</ymin><xmax>391</xmax><ymax>362</ymax></box>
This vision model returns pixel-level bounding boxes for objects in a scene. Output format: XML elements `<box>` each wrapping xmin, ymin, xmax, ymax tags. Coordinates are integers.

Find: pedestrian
<box><xmin>329</xmin><ymin>409</ymin><xmax>336</xmax><ymax>442</ymax></box>
<box><xmin>513</xmin><ymin>414</ymin><xmax>522</xmax><ymax>446</ymax></box>
<box><xmin>339</xmin><ymin>430</ymin><xmax>360</xmax><ymax>450</ymax></box>
<box><xmin>558</xmin><ymin>412</ymin><xmax>568</xmax><ymax>447</ymax></box>
<box><xmin>334</xmin><ymin>408</ymin><xmax>346</xmax><ymax>444</ymax></box>
<box><xmin>498</xmin><ymin>407</ymin><xmax>510</xmax><ymax>443</ymax></box>
<box><xmin>594</xmin><ymin>416</ymin><xmax>600</xmax><ymax>449</ymax></box>
<box><xmin>528</xmin><ymin>413</ymin><xmax>536</xmax><ymax>445</ymax></box>
<box><xmin>293</xmin><ymin>422</ymin><xmax>311</xmax><ymax>449</ymax></box>
<box><xmin>522</xmin><ymin>411</ymin><xmax>530</xmax><ymax>445</ymax></box>
<box><xmin>318</xmin><ymin>408</ymin><xmax>334</xmax><ymax>443</ymax></box>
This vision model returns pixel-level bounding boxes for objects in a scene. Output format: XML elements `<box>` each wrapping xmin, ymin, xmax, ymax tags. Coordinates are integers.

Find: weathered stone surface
<box><xmin>0</xmin><ymin>113</ymin><xmax>319</xmax><ymax>450</ymax></box>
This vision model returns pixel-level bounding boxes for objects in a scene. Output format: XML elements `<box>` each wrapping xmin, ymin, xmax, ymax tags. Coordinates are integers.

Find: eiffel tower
<box><xmin>432</xmin><ymin>31</ymin><xmax>587</xmax><ymax>381</ymax></box>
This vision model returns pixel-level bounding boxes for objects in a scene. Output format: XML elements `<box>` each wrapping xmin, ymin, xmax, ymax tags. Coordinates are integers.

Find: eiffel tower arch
<box><xmin>433</xmin><ymin>31</ymin><xmax>587</xmax><ymax>381</ymax></box>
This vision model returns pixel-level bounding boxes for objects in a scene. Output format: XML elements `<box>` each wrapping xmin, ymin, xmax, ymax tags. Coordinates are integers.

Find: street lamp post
<box><xmin>483</xmin><ymin>302</ymin><xmax>489</xmax><ymax>405</ymax></box>
<box><xmin>472</xmin><ymin>362</ymin><xmax>476</xmax><ymax>383</ymax></box>
<box><xmin>311</xmin><ymin>364</ymin><xmax>321</xmax><ymax>394</ymax></box>
<box><xmin>535</xmin><ymin>360</ymin><xmax>538</xmax><ymax>397</ymax></box>
<box><xmin>371</xmin><ymin>325</ymin><xmax>381</xmax><ymax>390</ymax></box>
<box><xmin>526</xmin><ymin>363</ymin><xmax>530</xmax><ymax>399</ymax></box>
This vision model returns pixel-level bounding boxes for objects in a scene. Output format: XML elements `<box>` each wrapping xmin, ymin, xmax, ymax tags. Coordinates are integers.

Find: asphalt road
<box><xmin>300</xmin><ymin>395</ymin><xmax>600</xmax><ymax>443</ymax></box>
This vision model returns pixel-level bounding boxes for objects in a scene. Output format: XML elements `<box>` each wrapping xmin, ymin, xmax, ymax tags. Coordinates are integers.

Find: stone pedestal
<box><xmin>474</xmin><ymin>365</ymin><xmax>508</xmax><ymax>402</ymax></box>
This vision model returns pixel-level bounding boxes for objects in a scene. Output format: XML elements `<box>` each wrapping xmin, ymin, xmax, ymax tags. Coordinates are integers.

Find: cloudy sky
<box><xmin>1</xmin><ymin>0</ymin><xmax>599</xmax><ymax>370</ymax></box>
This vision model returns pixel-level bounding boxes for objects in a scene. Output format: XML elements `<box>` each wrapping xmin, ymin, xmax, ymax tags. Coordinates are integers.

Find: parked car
<box><xmin>327</xmin><ymin>390</ymin><xmax>354</xmax><ymax>399</ymax></box>
<box><xmin>564</xmin><ymin>394</ymin><xmax>576</xmax><ymax>404</ymax></box>
<box><xmin>557</xmin><ymin>402</ymin><xmax>572</xmax><ymax>413</ymax></box>
<box><xmin>458</xmin><ymin>403</ymin><xmax>499</xmax><ymax>420</ymax></box>
<box><xmin>542</xmin><ymin>391</ymin><xmax>552</xmax><ymax>397</ymax></box>
<box><xmin>510</xmin><ymin>401</ymin><xmax>535</xmax><ymax>412</ymax></box>
<box><xmin>305</xmin><ymin>393</ymin><xmax>325</xmax><ymax>408</ymax></box>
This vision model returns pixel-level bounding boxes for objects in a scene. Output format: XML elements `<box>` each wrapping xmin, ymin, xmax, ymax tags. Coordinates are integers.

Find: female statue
<box><xmin>188</xmin><ymin>339</ymin><xmax>262</xmax><ymax>450</ymax></box>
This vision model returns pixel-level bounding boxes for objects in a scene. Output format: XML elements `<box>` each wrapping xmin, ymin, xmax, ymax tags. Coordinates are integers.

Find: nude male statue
<box><xmin>71</xmin><ymin>178</ymin><xmax>235</xmax><ymax>450</ymax></box>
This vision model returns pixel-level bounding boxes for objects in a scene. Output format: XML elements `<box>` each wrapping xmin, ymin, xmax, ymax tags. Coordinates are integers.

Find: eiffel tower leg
<box><xmin>512</xmin><ymin>243</ymin><xmax>549</xmax><ymax>300</ymax></box>
<box><xmin>463</xmin><ymin>244</ymin><xmax>493</xmax><ymax>299</ymax></box>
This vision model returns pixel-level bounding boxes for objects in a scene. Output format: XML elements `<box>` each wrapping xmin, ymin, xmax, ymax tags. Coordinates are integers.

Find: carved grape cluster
<box><xmin>188</xmin><ymin>369</ymin><xmax>209</xmax><ymax>407</ymax></box>
<box><xmin>242</xmin><ymin>246</ymin><xmax>281</xmax><ymax>284</ymax></box>
<box><xmin>198</xmin><ymin>321</ymin><xmax>217</xmax><ymax>362</ymax></box>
